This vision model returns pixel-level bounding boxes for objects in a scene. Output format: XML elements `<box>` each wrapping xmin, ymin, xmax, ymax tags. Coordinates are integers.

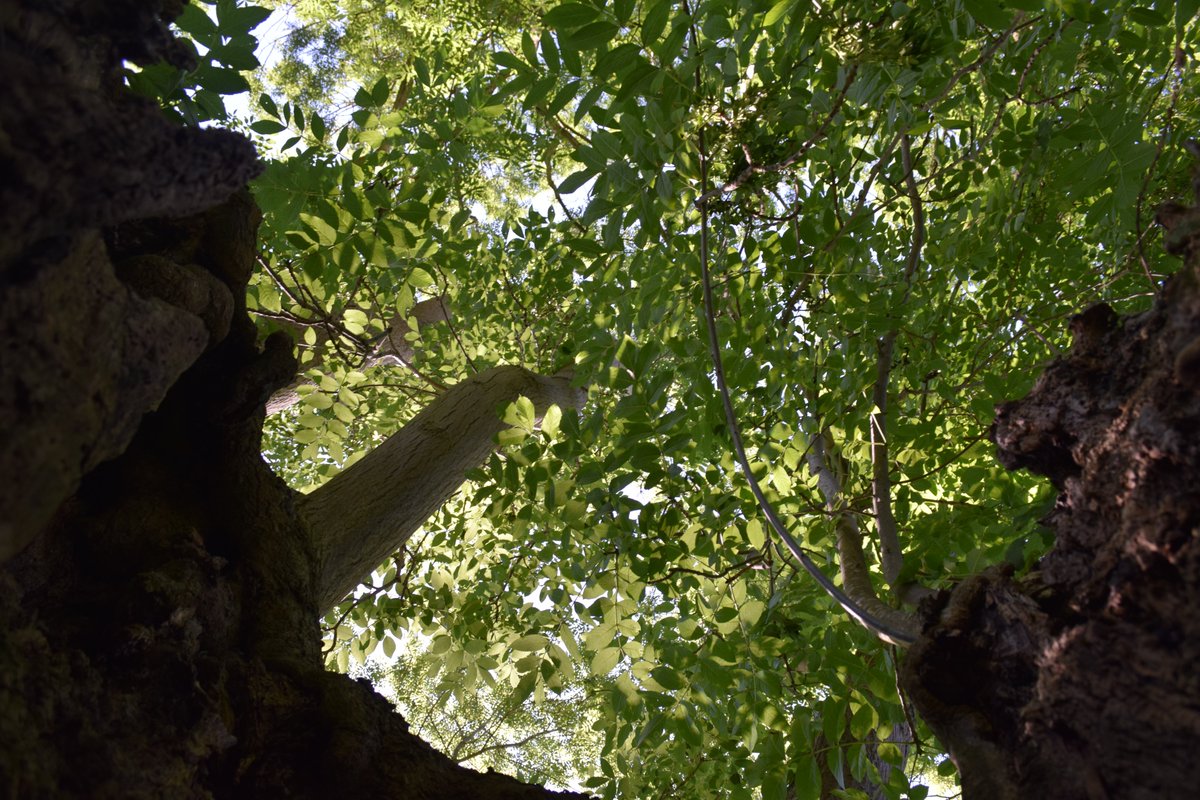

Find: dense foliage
<box><xmin>136</xmin><ymin>0</ymin><xmax>1200</xmax><ymax>796</ymax></box>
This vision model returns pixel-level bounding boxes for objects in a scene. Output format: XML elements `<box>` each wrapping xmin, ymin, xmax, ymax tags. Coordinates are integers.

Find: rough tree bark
<box><xmin>0</xmin><ymin>2</ymin><xmax>586</xmax><ymax>798</ymax></box>
<box><xmin>901</xmin><ymin>196</ymin><xmax>1200</xmax><ymax>796</ymax></box>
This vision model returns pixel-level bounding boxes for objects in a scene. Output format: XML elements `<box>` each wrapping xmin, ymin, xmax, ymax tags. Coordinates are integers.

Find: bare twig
<box><xmin>544</xmin><ymin>151</ymin><xmax>587</xmax><ymax>232</ymax></box>
<box><xmin>455</xmin><ymin>726</ymin><xmax>569</xmax><ymax>765</ymax></box>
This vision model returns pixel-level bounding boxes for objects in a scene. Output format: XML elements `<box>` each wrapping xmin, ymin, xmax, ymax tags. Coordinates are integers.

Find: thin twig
<box><xmin>456</xmin><ymin>726</ymin><xmax>569</xmax><ymax>764</ymax></box>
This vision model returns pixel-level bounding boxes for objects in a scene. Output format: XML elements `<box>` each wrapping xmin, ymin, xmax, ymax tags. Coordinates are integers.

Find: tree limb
<box><xmin>869</xmin><ymin>135</ymin><xmax>926</xmax><ymax>594</ymax></box>
<box><xmin>303</xmin><ymin>365</ymin><xmax>587</xmax><ymax>612</ymax></box>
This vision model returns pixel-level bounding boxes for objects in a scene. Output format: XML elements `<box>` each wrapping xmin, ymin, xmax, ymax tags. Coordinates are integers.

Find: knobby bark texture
<box><xmin>0</xmin><ymin>2</ymin><xmax>585</xmax><ymax>798</ymax></box>
<box><xmin>901</xmin><ymin>196</ymin><xmax>1200</xmax><ymax>797</ymax></box>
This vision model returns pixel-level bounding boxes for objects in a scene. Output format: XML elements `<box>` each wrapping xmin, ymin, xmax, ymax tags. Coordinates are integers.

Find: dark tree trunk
<box><xmin>0</xmin><ymin>2</ymin><xmax>582</xmax><ymax>798</ymax></box>
<box><xmin>901</xmin><ymin>201</ymin><xmax>1200</xmax><ymax>797</ymax></box>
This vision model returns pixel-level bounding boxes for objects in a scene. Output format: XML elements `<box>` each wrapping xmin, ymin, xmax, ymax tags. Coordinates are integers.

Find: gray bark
<box><xmin>303</xmin><ymin>365</ymin><xmax>586</xmax><ymax>611</ymax></box>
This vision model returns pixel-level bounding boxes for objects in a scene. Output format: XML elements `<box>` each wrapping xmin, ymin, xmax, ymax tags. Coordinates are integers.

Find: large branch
<box><xmin>302</xmin><ymin>365</ymin><xmax>586</xmax><ymax>612</ymax></box>
<box><xmin>869</xmin><ymin>134</ymin><xmax>927</xmax><ymax>597</ymax></box>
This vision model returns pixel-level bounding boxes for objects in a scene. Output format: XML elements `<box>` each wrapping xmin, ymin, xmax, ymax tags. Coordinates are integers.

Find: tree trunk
<box><xmin>0</xmin><ymin>2</ymin><xmax>585</xmax><ymax>798</ymax></box>
<box><xmin>901</xmin><ymin>202</ymin><xmax>1200</xmax><ymax>797</ymax></box>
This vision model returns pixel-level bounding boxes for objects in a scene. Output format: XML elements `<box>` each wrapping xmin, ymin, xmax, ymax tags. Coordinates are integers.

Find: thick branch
<box><xmin>870</xmin><ymin>134</ymin><xmax>927</xmax><ymax>592</ymax></box>
<box><xmin>302</xmin><ymin>365</ymin><xmax>586</xmax><ymax>612</ymax></box>
<box><xmin>870</xmin><ymin>335</ymin><xmax>903</xmax><ymax>587</ymax></box>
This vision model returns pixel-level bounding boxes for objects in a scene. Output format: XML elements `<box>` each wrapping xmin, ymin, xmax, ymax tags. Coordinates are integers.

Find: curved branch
<box><xmin>805</xmin><ymin>432</ymin><xmax>920</xmax><ymax>642</ymax></box>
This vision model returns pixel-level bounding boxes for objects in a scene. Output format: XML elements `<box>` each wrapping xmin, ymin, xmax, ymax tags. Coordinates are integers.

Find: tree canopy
<box><xmin>129</xmin><ymin>0</ymin><xmax>1200</xmax><ymax>796</ymax></box>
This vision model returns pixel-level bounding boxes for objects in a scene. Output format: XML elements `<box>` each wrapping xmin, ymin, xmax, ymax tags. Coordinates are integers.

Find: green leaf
<box><xmin>257</xmin><ymin>93</ymin><xmax>279</xmax><ymax>118</ymax></box>
<box><xmin>333</xmin><ymin>403</ymin><xmax>354</xmax><ymax>424</ymax></box>
<box><xmin>591</xmin><ymin>647</ymin><xmax>621</xmax><ymax>675</ymax></box>
<box><xmin>641</xmin><ymin>0</ymin><xmax>671</xmax><ymax>44</ymax></box>
<box><xmin>194</xmin><ymin>65</ymin><xmax>249</xmax><ymax>95</ymax></box>
<box><xmin>303</xmin><ymin>392</ymin><xmax>333</xmax><ymax>410</ymax></box>
<box><xmin>764</xmin><ymin>0</ymin><xmax>793</xmax><ymax>27</ymax></box>
<box><xmin>963</xmin><ymin>0</ymin><xmax>1012</xmax><ymax>28</ymax></box>
<box><xmin>222</xmin><ymin>3</ymin><xmax>273</xmax><ymax>33</ymax></box>
<box><xmin>396</xmin><ymin>200</ymin><xmax>428</xmax><ymax>224</ymax></box>
<box><xmin>408</xmin><ymin>267</ymin><xmax>435</xmax><ymax>288</ymax></box>
<box><xmin>557</xmin><ymin>168</ymin><xmax>595</xmax><ymax>194</ymax></box>
<box><xmin>504</xmin><ymin>395</ymin><xmax>537</xmax><ymax>432</ymax></box>
<box><xmin>541</xmin><ymin>404</ymin><xmax>563</xmax><ymax>438</ymax></box>
<box><xmin>209</xmin><ymin>42</ymin><xmax>258</xmax><ymax>70</ymax></box>
<box><xmin>746</xmin><ymin>518</ymin><xmax>766</xmax><ymax>549</ymax></box>
<box><xmin>512</xmin><ymin>634</ymin><xmax>550</xmax><ymax>651</ymax></box>
<box><xmin>1179</xmin><ymin>0</ymin><xmax>1200</xmax><ymax>33</ymax></box>
<box><xmin>175</xmin><ymin>4</ymin><xmax>219</xmax><ymax>45</ymax></box>
<box><xmin>299</xmin><ymin>213</ymin><xmax>338</xmax><ymax>247</ymax></box>
<box><xmin>1128</xmin><ymin>5</ymin><xmax>1169</xmax><ymax>25</ymax></box>
<box><xmin>739</xmin><ymin>599</ymin><xmax>765</xmax><ymax>625</ymax></box>
<box><xmin>540</xmin><ymin>34</ymin><xmax>561</xmax><ymax>71</ymax></box>
<box><xmin>371</xmin><ymin>76</ymin><xmax>390</xmax><ymax>106</ymax></box>
<box><xmin>544</xmin><ymin>2</ymin><xmax>600</xmax><ymax>28</ymax></box>
<box><xmin>493</xmin><ymin>51</ymin><xmax>527</xmax><ymax>71</ymax></box>
<box><xmin>496</xmin><ymin>428</ymin><xmax>528</xmax><ymax>446</ymax></box>
<box><xmin>564</xmin><ymin>21</ymin><xmax>619</xmax><ymax>50</ymax></box>
<box><xmin>649</xmin><ymin>666</ymin><xmax>684</xmax><ymax>690</ymax></box>
<box><xmin>250</xmin><ymin>119</ymin><xmax>286</xmax><ymax>134</ymax></box>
